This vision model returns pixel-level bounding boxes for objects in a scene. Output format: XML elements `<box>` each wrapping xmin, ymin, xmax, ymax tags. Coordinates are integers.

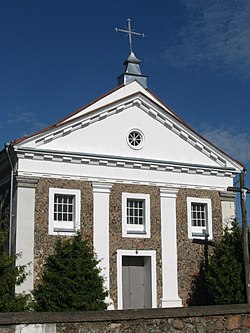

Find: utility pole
<box><xmin>227</xmin><ymin>170</ymin><xmax>250</xmax><ymax>304</ymax></box>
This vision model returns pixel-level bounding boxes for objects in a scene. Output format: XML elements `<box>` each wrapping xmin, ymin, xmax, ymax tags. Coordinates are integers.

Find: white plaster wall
<box><xmin>221</xmin><ymin>200</ymin><xmax>236</xmax><ymax>228</ymax></box>
<box><xmin>17</xmin><ymin>158</ymin><xmax>234</xmax><ymax>191</ymax></box>
<box><xmin>92</xmin><ymin>183</ymin><xmax>114</xmax><ymax>309</ymax></box>
<box><xmin>15</xmin><ymin>186</ymin><xmax>35</xmax><ymax>293</ymax></box>
<box><xmin>93</xmin><ymin>184</ymin><xmax>110</xmax><ymax>281</ymax></box>
<box><xmin>35</xmin><ymin>106</ymin><xmax>220</xmax><ymax>168</ymax></box>
<box><xmin>160</xmin><ymin>188</ymin><xmax>182</xmax><ymax>307</ymax></box>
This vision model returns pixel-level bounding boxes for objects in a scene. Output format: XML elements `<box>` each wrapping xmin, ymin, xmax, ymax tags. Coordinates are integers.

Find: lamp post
<box><xmin>227</xmin><ymin>170</ymin><xmax>250</xmax><ymax>304</ymax></box>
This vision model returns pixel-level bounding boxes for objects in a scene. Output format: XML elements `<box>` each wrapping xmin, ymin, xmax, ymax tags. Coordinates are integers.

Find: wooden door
<box><xmin>122</xmin><ymin>256</ymin><xmax>152</xmax><ymax>309</ymax></box>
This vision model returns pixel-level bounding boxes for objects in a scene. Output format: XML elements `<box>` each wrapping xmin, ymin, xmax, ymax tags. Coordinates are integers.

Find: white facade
<box><xmin>0</xmin><ymin>76</ymin><xmax>243</xmax><ymax>309</ymax></box>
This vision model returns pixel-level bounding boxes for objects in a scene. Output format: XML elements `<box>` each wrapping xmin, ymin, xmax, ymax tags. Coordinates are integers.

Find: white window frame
<box><xmin>187</xmin><ymin>197</ymin><xmax>212</xmax><ymax>240</ymax></box>
<box><xmin>117</xmin><ymin>249</ymin><xmax>157</xmax><ymax>309</ymax></box>
<box><xmin>126</xmin><ymin>128</ymin><xmax>144</xmax><ymax>150</ymax></box>
<box><xmin>49</xmin><ymin>188</ymin><xmax>81</xmax><ymax>235</ymax></box>
<box><xmin>122</xmin><ymin>192</ymin><xmax>150</xmax><ymax>238</ymax></box>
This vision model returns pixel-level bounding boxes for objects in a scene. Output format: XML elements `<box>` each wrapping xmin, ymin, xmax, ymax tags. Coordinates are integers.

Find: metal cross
<box><xmin>115</xmin><ymin>18</ymin><xmax>145</xmax><ymax>54</ymax></box>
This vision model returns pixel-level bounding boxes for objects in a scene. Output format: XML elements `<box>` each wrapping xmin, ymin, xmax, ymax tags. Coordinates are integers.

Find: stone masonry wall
<box><xmin>176</xmin><ymin>189</ymin><xmax>223</xmax><ymax>306</ymax></box>
<box><xmin>1</xmin><ymin>304</ymin><xmax>250</xmax><ymax>333</ymax></box>
<box><xmin>33</xmin><ymin>180</ymin><xmax>224</xmax><ymax>308</ymax></box>
<box><xmin>109</xmin><ymin>184</ymin><xmax>162</xmax><ymax>308</ymax></box>
<box><xmin>34</xmin><ymin>178</ymin><xmax>93</xmax><ymax>286</ymax></box>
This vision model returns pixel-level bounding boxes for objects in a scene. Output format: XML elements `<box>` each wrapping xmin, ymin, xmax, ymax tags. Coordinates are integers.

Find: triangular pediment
<box><xmin>14</xmin><ymin>82</ymin><xmax>243</xmax><ymax>173</ymax></box>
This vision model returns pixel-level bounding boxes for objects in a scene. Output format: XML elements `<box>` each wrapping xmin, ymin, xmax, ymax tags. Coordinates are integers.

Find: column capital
<box><xmin>15</xmin><ymin>176</ymin><xmax>39</xmax><ymax>189</ymax></box>
<box><xmin>160</xmin><ymin>187</ymin><xmax>178</xmax><ymax>198</ymax></box>
<box><xmin>220</xmin><ymin>191</ymin><xmax>236</xmax><ymax>202</ymax></box>
<box><xmin>92</xmin><ymin>182</ymin><xmax>113</xmax><ymax>194</ymax></box>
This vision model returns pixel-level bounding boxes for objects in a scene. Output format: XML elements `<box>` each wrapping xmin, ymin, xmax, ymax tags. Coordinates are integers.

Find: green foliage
<box><xmin>33</xmin><ymin>233</ymin><xmax>108</xmax><ymax>311</ymax></box>
<box><xmin>206</xmin><ymin>220</ymin><xmax>245</xmax><ymax>304</ymax></box>
<box><xmin>0</xmin><ymin>230</ymin><xmax>30</xmax><ymax>312</ymax></box>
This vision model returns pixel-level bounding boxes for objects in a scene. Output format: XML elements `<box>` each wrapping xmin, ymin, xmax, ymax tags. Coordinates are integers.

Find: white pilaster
<box><xmin>15</xmin><ymin>176</ymin><xmax>38</xmax><ymax>294</ymax></box>
<box><xmin>160</xmin><ymin>187</ymin><xmax>182</xmax><ymax>307</ymax></box>
<box><xmin>220</xmin><ymin>191</ymin><xmax>236</xmax><ymax>229</ymax></box>
<box><xmin>92</xmin><ymin>182</ymin><xmax>114</xmax><ymax>309</ymax></box>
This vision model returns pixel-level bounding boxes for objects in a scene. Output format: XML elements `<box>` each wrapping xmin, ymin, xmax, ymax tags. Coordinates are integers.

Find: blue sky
<box><xmin>0</xmin><ymin>0</ymin><xmax>249</xmax><ymax>221</ymax></box>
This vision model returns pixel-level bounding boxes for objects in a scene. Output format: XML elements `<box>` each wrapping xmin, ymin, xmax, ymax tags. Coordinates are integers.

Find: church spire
<box><xmin>115</xmin><ymin>18</ymin><xmax>148</xmax><ymax>88</ymax></box>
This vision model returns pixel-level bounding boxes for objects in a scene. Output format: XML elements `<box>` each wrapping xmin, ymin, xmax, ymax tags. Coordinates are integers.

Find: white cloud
<box><xmin>198</xmin><ymin>122</ymin><xmax>250</xmax><ymax>165</ymax></box>
<box><xmin>3</xmin><ymin>106</ymin><xmax>47</xmax><ymax>137</ymax></box>
<box><xmin>162</xmin><ymin>0</ymin><xmax>250</xmax><ymax>79</ymax></box>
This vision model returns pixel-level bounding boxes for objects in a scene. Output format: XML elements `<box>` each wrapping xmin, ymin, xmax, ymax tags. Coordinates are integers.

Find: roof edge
<box><xmin>11</xmin><ymin>83</ymin><xmax>125</xmax><ymax>146</ymax></box>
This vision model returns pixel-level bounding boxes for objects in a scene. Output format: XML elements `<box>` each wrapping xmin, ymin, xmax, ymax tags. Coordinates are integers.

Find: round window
<box><xmin>127</xmin><ymin>129</ymin><xmax>144</xmax><ymax>150</ymax></box>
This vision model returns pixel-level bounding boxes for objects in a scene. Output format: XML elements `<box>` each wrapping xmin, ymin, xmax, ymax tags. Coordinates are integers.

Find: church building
<box><xmin>0</xmin><ymin>20</ymin><xmax>243</xmax><ymax>310</ymax></box>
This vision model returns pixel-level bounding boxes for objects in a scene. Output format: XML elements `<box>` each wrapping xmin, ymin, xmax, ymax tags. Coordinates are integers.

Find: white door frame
<box><xmin>117</xmin><ymin>249</ymin><xmax>157</xmax><ymax>309</ymax></box>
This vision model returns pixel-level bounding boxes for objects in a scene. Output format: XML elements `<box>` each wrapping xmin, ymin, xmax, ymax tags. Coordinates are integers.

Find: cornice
<box><xmin>15</xmin><ymin>148</ymin><xmax>236</xmax><ymax>178</ymax></box>
<box><xmin>13</xmin><ymin>172</ymin><xmax>230</xmax><ymax>192</ymax></box>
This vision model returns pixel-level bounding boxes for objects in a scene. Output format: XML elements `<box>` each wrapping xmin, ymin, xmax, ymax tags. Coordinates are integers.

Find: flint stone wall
<box><xmin>33</xmin><ymin>179</ymin><xmax>224</xmax><ymax>307</ymax></box>
<box><xmin>109</xmin><ymin>183</ymin><xmax>162</xmax><ymax>308</ymax></box>
<box><xmin>34</xmin><ymin>178</ymin><xmax>93</xmax><ymax>285</ymax></box>
<box><xmin>1</xmin><ymin>304</ymin><xmax>250</xmax><ymax>333</ymax></box>
<box><xmin>176</xmin><ymin>189</ymin><xmax>223</xmax><ymax>305</ymax></box>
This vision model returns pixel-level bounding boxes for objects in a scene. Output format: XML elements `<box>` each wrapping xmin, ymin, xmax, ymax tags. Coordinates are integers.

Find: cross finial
<box><xmin>115</xmin><ymin>18</ymin><xmax>145</xmax><ymax>54</ymax></box>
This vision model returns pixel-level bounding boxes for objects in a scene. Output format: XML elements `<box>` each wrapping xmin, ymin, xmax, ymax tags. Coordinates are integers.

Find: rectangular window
<box><xmin>54</xmin><ymin>194</ymin><xmax>75</xmax><ymax>222</ymax></box>
<box><xmin>191</xmin><ymin>203</ymin><xmax>207</xmax><ymax>228</ymax></box>
<box><xmin>122</xmin><ymin>193</ymin><xmax>150</xmax><ymax>238</ymax></box>
<box><xmin>127</xmin><ymin>199</ymin><xmax>145</xmax><ymax>225</ymax></box>
<box><xmin>49</xmin><ymin>188</ymin><xmax>81</xmax><ymax>235</ymax></box>
<box><xmin>187</xmin><ymin>197</ymin><xmax>212</xmax><ymax>240</ymax></box>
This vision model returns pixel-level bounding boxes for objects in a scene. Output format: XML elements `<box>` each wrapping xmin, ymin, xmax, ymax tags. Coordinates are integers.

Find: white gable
<box><xmin>22</xmin><ymin>104</ymin><xmax>220</xmax><ymax>167</ymax></box>
<box><xmin>16</xmin><ymin>86</ymin><xmax>241</xmax><ymax>172</ymax></box>
<box><xmin>14</xmin><ymin>81</ymin><xmax>243</xmax><ymax>193</ymax></box>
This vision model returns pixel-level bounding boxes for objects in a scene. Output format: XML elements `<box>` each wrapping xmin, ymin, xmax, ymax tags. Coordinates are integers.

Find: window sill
<box><xmin>53</xmin><ymin>228</ymin><xmax>76</xmax><ymax>233</ymax></box>
<box><xmin>190</xmin><ymin>232</ymin><xmax>212</xmax><ymax>241</ymax></box>
<box><xmin>122</xmin><ymin>231</ymin><xmax>150</xmax><ymax>238</ymax></box>
<box><xmin>127</xmin><ymin>230</ymin><xmax>146</xmax><ymax>235</ymax></box>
